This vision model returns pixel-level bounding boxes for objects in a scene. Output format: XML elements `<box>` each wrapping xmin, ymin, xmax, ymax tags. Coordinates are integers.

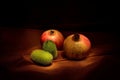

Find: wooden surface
<box><xmin>0</xmin><ymin>28</ymin><xmax>120</xmax><ymax>80</ymax></box>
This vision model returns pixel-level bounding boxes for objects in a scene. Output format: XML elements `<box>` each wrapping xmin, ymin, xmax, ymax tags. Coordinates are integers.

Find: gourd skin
<box><xmin>42</xmin><ymin>40</ymin><xmax>58</xmax><ymax>59</ymax></box>
<box><xmin>31</xmin><ymin>49</ymin><xmax>53</xmax><ymax>65</ymax></box>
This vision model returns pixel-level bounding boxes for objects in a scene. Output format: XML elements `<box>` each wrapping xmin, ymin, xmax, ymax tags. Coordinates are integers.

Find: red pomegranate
<box><xmin>40</xmin><ymin>29</ymin><xmax>64</xmax><ymax>50</ymax></box>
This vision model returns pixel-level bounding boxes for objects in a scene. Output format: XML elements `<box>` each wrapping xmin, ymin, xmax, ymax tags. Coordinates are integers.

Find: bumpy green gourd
<box><xmin>31</xmin><ymin>49</ymin><xmax>53</xmax><ymax>66</ymax></box>
<box><xmin>42</xmin><ymin>40</ymin><xmax>58</xmax><ymax>59</ymax></box>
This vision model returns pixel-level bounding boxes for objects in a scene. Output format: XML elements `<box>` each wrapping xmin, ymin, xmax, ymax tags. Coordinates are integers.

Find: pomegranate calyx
<box><xmin>50</xmin><ymin>30</ymin><xmax>54</xmax><ymax>35</ymax></box>
<box><xmin>72</xmin><ymin>33</ymin><xmax>80</xmax><ymax>41</ymax></box>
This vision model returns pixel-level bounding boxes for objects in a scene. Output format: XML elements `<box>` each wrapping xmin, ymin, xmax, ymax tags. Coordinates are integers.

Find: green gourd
<box><xmin>42</xmin><ymin>40</ymin><xmax>58</xmax><ymax>59</ymax></box>
<box><xmin>31</xmin><ymin>49</ymin><xmax>53</xmax><ymax>66</ymax></box>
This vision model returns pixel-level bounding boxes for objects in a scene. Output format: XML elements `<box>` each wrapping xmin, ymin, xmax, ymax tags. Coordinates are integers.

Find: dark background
<box><xmin>0</xmin><ymin>1</ymin><xmax>95</xmax><ymax>23</ymax></box>
<box><xmin>0</xmin><ymin>1</ymin><xmax>112</xmax><ymax>31</ymax></box>
<box><xmin>0</xmin><ymin>0</ymin><xmax>113</xmax><ymax>31</ymax></box>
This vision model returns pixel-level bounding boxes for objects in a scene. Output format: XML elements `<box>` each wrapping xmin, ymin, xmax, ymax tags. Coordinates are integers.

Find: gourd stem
<box><xmin>73</xmin><ymin>33</ymin><xmax>80</xmax><ymax>41</ymax></box>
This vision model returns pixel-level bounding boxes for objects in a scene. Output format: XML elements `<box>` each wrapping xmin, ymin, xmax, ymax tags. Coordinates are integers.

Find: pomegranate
<box><xmin>63</xmin><ymin>33</ymin><xmax>91</xmax><ymax>60</ymax></box>
<box><xmin>40</xmin><ymin>29</ymin><xmax>64</xmax><ymax>50</ymax></box>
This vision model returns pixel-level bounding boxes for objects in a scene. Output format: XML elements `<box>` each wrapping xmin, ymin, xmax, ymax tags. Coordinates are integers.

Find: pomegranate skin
<box><xmin>40</xmin><ymin>29</ymin><xmax>64</xmax><ymax>50</ymax></box>
<box><xmin>63</xmin><ymin>34</ymin><xmax>91</xmax><ymax>60</ymax></box>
